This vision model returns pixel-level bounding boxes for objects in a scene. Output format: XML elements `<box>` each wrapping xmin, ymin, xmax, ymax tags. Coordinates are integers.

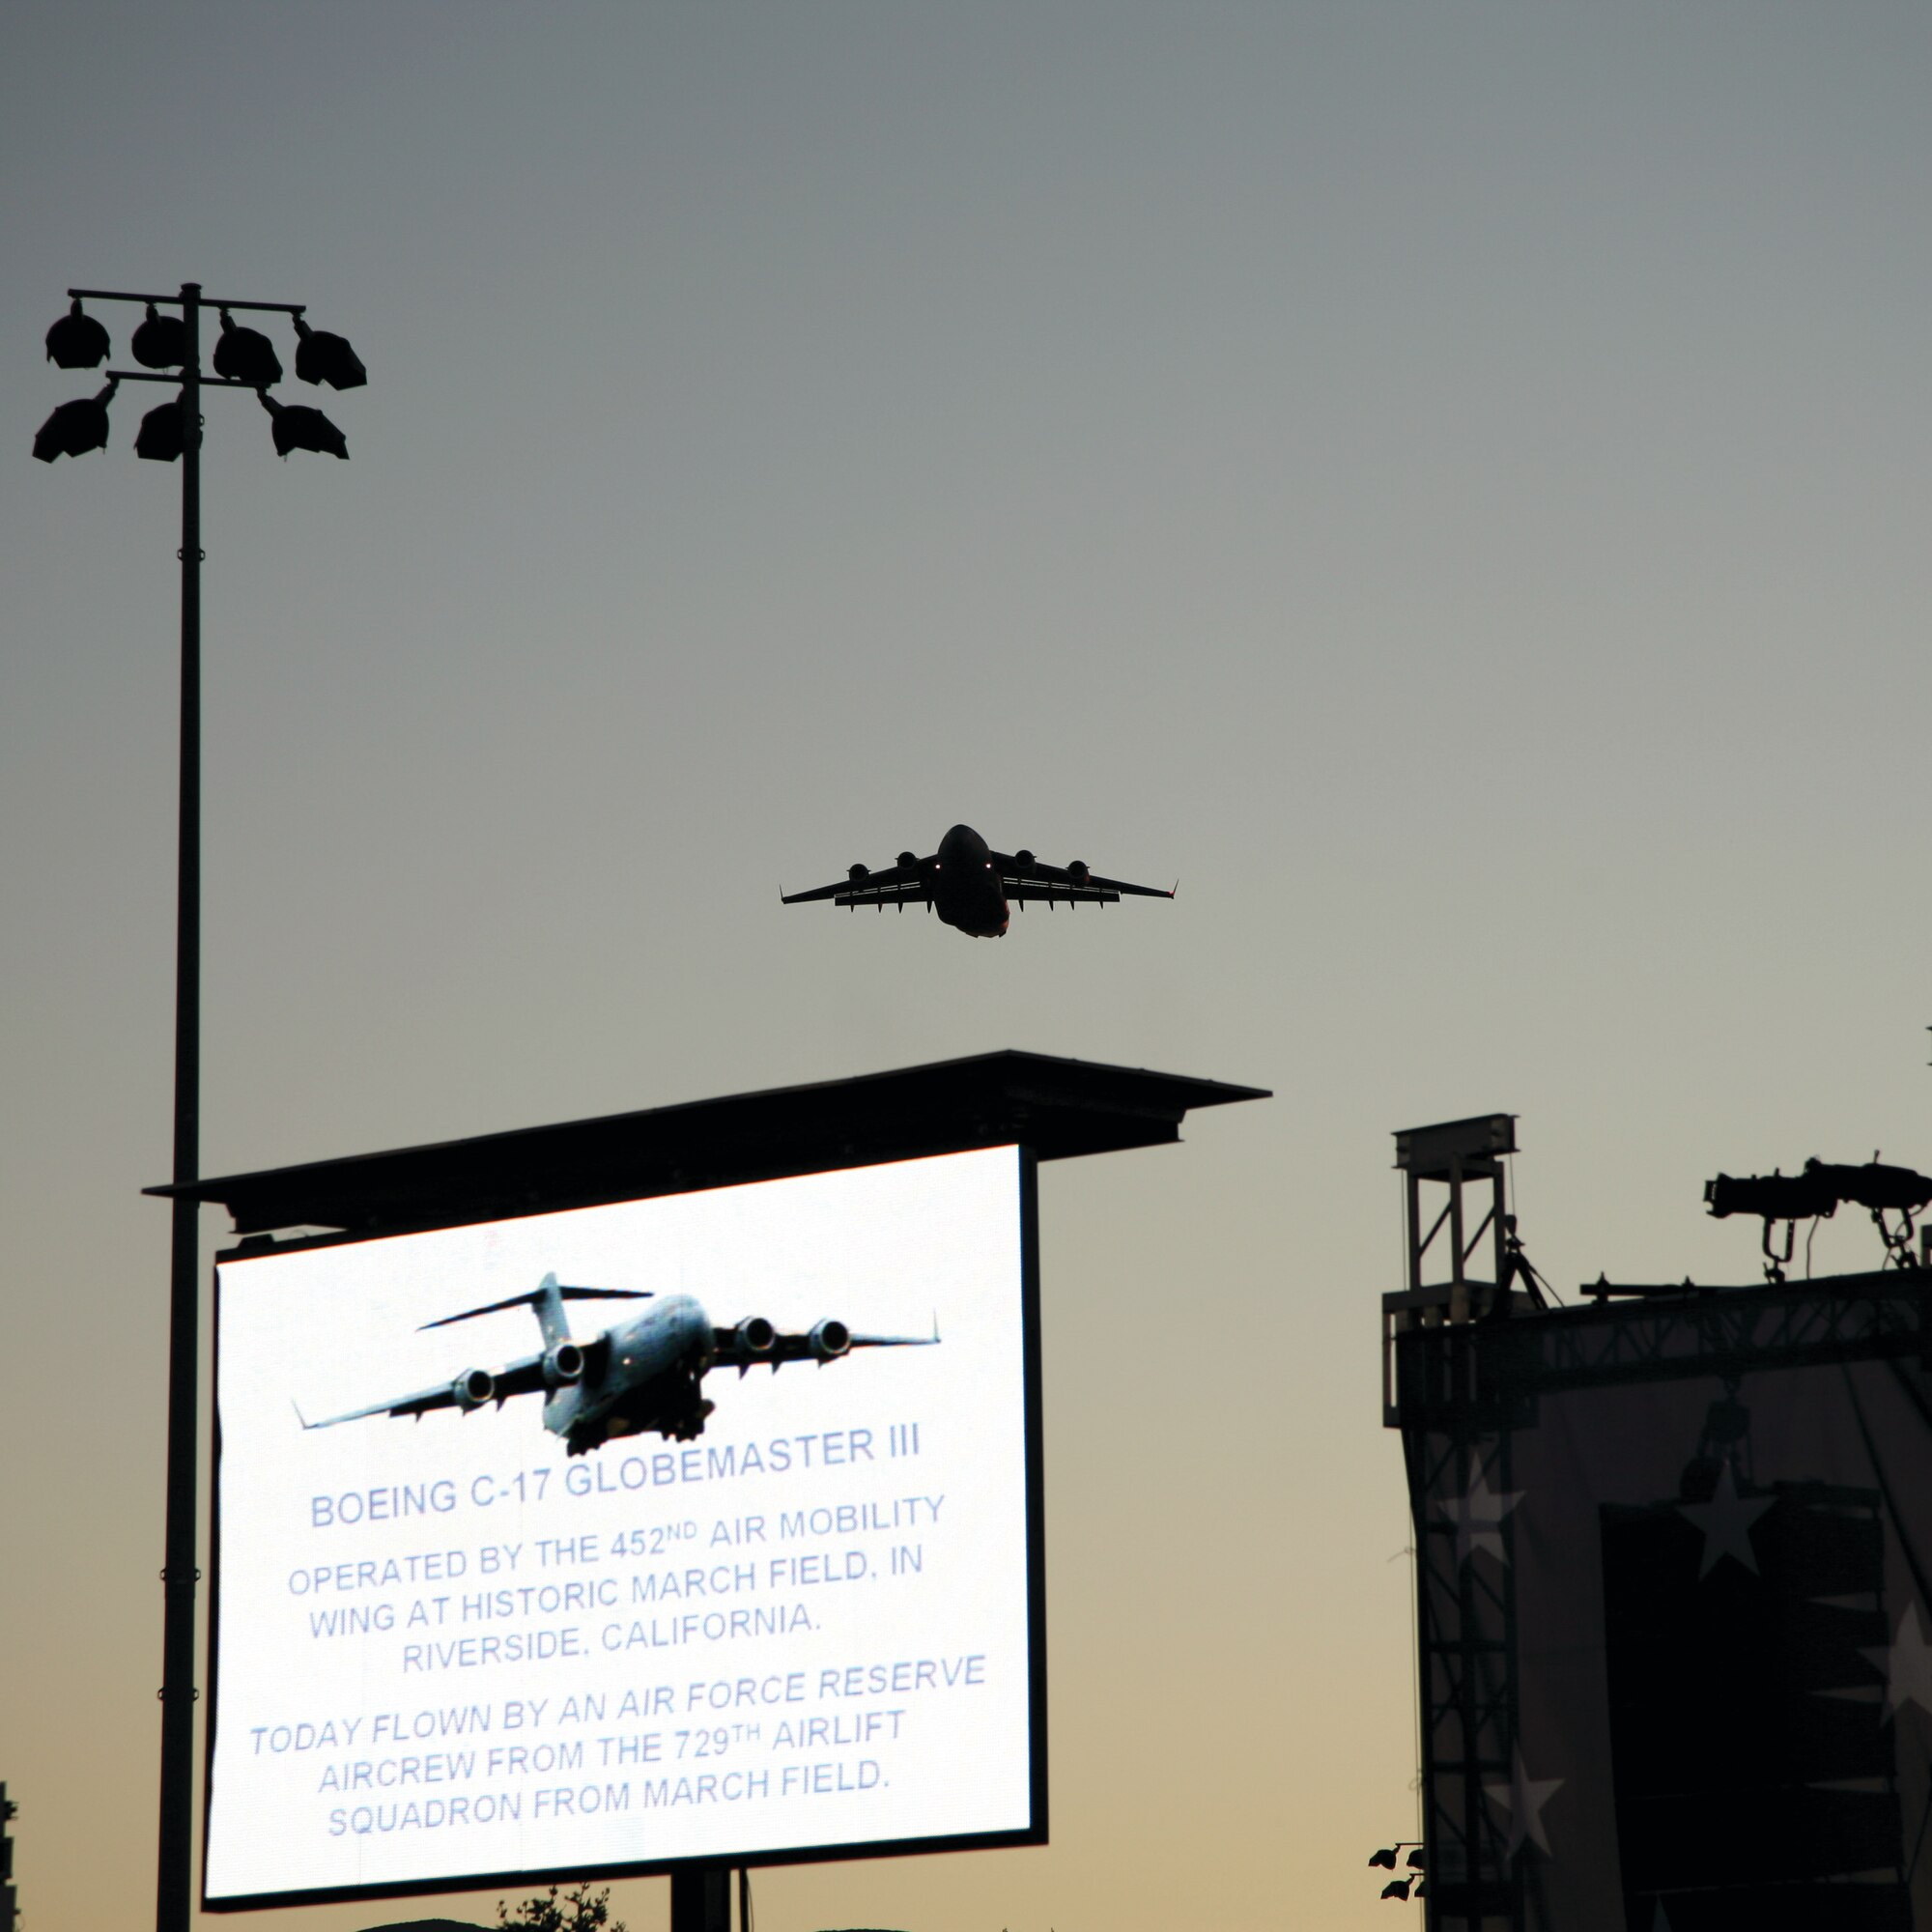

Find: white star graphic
<box><xmin>1433</xmin><ymin>1468</ymin><xmax>1524</xmax><ymax>1567</ymax></box>
<box><xmin>1862</xmin><ymin>1602</ymin><xmax>1932</xmax><ymax>1720</ymax></box>
<box><xmin>1675</xmin><ymin>1463</ymin><xmax>1774</xmax><ymax>1579</ymax></box>
<box><xmin>1483</xmin><ymin>1747</ymin><xmax>1563</xmax><ymax>1858</ymax></box>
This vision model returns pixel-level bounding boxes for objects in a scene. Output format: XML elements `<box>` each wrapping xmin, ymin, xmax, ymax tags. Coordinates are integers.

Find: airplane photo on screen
<box><xmin>297</xmin><ymin>1272</ymin><xmax>936</xmax><ymax>1456</ymax></box>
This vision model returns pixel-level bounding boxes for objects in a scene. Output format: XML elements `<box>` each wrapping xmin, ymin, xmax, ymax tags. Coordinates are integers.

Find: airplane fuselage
<box><xmin>545</xmin><ymin>1294</ymin><xmax>716</xmax><ymax>1455</ymax></box>
<box><xmin>928</xmin><ymin>823</ymin><xmax>1009</xmax><ymax>938</ymax></box>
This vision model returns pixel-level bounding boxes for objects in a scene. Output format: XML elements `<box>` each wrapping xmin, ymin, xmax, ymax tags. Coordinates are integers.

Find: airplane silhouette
<box><xmin>782</xmin><ymin>822</ymin><xmax>1175</xmax><ymax>938</ymax></box>
<box><xmin>299</xmin><ymin>1274</ymin><xmax>935</xmax><ymax>1457</ymax></box>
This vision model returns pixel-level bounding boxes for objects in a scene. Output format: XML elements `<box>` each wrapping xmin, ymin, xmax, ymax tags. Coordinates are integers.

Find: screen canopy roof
<box><xmin>152</xmin><ymin>1049</ymin><xmax>1268</xmax><ymax>1238</ymax></box>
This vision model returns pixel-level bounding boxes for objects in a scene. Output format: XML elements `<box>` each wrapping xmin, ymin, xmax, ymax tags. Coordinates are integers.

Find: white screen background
<box><xmin>206</xmin><ymin>1146</ymin><xmax>1032</xmax><ymax>1903</ymax></box>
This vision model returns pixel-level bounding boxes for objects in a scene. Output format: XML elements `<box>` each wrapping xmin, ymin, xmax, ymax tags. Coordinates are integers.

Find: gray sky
<box><xmin>5</xmin><ymin>6</ymin><xmax>1931</xmax><ymax>1928</ymax></box>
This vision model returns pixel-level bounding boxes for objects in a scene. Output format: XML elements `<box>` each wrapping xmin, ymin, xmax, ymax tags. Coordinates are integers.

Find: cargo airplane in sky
<box><xmin>299</xmin><ymin>1273</ymin><xmax>935</xmax><ymax>1457</ymax></box>
<box><xmin>782</xmin><ymin>821</ymin><xmax>1176</xmax><ymax>938</ymax></box>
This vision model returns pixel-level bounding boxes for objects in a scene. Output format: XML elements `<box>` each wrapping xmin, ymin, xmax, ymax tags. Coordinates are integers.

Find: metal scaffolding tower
<box><xmin>1387</xmin><ymin>1116</ymin><xmax>1526</xmax><ymax>1931</ymax></box>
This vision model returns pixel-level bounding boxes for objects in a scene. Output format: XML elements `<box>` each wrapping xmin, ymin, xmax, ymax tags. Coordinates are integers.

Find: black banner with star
<box><xmin>1398</xmin><ymin>1275</ymin><xmax>1932</xmax><ymax>1931</ymax></box>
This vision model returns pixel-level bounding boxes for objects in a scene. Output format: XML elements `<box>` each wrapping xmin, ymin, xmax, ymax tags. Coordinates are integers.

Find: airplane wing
<box><xmin>991</xmin><ymin>852</ymin><xmax>1176</xmax><ymax>901</ymax></box>
<box><xmin>1007</xmin><ymin>881</ymin><xmax>1120</xmax><ymax>905</ymax></box>
<box><xmin>298</xmin><ymin>1349</ymin><xmax>554</xmax><ymax>1430</ymax></box>
<box><xmin>781</xmin><ymin>859</ymin><xmax>928</xmax><ymax>909</ymax></box>
<box><xmin>711</xmin><ymin>1317</ymin><xmax>939</xmax><ymax>1374</ymax></box>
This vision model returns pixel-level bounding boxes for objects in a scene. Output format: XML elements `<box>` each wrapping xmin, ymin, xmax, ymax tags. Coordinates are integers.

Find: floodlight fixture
<box><xmin>44</xmin><ymin>298</ymin><xmax>108</xmax><ymax>369</ymax></box>
<box><xmin>258</xmin><ymin>389</ymin><xmax>348</xmax><ymax>459</ymax></box>
<box><xmin>135</xmin><ymin>396</ymin><xmax>186</xmax><ymax>463</ymax></box>
<box><xmin>293</xmin><ymin>315</ymin><xmax>367</xmax><ymax>389</ymax></box>
<box><xmin>213</xmin><ymin>309</ymin><xmax>282</xmax><ymax>386</ymax></box>
<box><xmin>32</xmin><ymin>381</ymin><xmax>117</xmax><ymax>462</ymax></box>
<box><xmin>132</xmin><ymin>302</ymin><xmax>190</xmax><ymax>369</ymax></box>
<box><xmin>1366</xmin><ymin>1839</ymin><xmax>1424</xmax><ymax>1889</ymax></box>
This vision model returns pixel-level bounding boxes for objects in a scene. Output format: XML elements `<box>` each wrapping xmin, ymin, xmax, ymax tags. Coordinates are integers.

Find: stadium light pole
<box><xmin>35</xmin><ymin>280</ymin><xmax>361</xmax><ymax>1932</ymax></box>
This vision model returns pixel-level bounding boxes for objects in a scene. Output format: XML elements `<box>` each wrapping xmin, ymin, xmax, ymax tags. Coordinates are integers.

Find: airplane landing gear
<box><xmin>668</xmin><ymin>1397</ymin><xmax>715</xmax><ymax>1442</ymax></box>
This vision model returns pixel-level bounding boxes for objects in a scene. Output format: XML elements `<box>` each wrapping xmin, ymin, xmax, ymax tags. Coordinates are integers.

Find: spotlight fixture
<box><xmin>1368</xmin><ymin>1848</ymin><xmax>1399</xmax><ymax>1870</ymax></box>
<box><xmin>33</xmin><ymin>381</ymin><xmax>117</xmax><ymax>462</ymax></box>
<box><xmin>1703</xmin><ymin>1168</ymin><xmax>1834</xmax><ymax>1224</ymax></box>
<box><xmin>1807</xmin><ymin>1156</ymin><xmax>1932</xmax><ymax>1215</ymax></box>
<box><xmin>213</xmin><ymin>310</ymin><xmax>282</xmax><ymax>386</ymax></box>
<box><xmin>258</xmin><ymin>390</ymin><xmax>348</xmax><ymax>459</ymax></box>
<box><xmin>293</xmin><ymin>315</ymin><xmax>366</xmax><ymax>390</ymax></box>
<box><xmin>44</xmin><ymin>298</ymin><xmax>109</xmax><ymax>369</ymax></box>
<box><xmin>1380</xmin><ymin>1879</ymin><xmax>1412</xmax><ymax>1900</ymax></box>
<box><xmin>131</xmin><ymin>302</ymin><xmax>190</xmax><ymax>369</ymax></box>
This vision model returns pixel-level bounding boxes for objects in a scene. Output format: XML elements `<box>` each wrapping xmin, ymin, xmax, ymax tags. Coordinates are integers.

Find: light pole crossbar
<box><xmin>69</xmin><ymin>287</ymin><xmax>309</xmax><ymax>315</ymax></box>
<box><xmin>104</xmin><ymin>371</ymin><xmax>257</xmax><ymax>389</ymax></box>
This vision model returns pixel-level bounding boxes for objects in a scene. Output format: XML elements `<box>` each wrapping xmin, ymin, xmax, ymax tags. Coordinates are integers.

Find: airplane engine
<box><xmin>848</xmin><ymin>864</ymin><xmax>868</xmax><ymax>882</ymax></box>
<box><xmin>896</xmin><ymin>850</ymin><xmax>919</xmax><ymax>870</ymax></box>
<box><xmin>735</xmin><ymin>1316</ymin><xmax>777</xmax><ymax>1359</ymax></box>
<box><xmin>451</xmin><ymin>1367</ymin><xmax>495</xmax><ymax>1411</ymax></box>
<box><xmin>1066</xmin><ymin>860</ymin><xmax>1091</xmax><ymax>886</ymax></box>
<box><xmin>543</xmin><ymin>1342</ymin><xmax>584</xmax><ymax>1388</ymax></box>
<box><xmin>1014</xmin><ymin>848</ymin><xmax>1036</xmax><ymax>868</ymax></box>
<box><xmin>809</xmin><ymin>1318</ymin><xmax>851</xmax><ymax>1361</ymax></box>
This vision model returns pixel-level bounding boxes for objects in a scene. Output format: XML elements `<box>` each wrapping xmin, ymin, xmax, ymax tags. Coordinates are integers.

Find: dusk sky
<box><xmin>5</xmin><ymin>6</ymin><xmax>1932</xmax><ymax>1928</ymax></box>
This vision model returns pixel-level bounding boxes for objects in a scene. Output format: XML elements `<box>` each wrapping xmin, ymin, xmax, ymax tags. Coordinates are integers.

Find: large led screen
<box><xmin>204</xmin><ymin>1145</ymin><xmax>1040</xmax><ymax>1909</ymax></box>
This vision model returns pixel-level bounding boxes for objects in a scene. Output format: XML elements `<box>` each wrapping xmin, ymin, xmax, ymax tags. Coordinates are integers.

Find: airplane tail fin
<box><xmin>418</xmin><ymin>1274</ymin><xmax>651</xmax><ymax>1348</ymax></box>
<box><xmin>534</xmin><ymin>1272</ymin><xmax>568</xmax><ymax>1350</ymax></box>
